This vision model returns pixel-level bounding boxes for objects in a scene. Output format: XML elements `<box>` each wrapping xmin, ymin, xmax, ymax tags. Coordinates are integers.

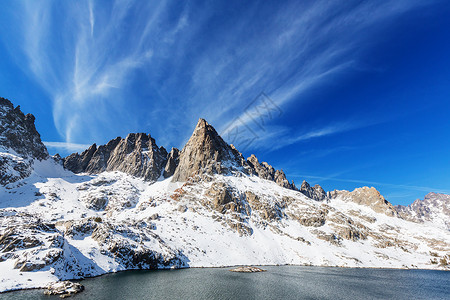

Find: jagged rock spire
<box><xmin>246</xmin><ymin>154</ymin><xmax>294</xmax><ymax>189</ymax></box>
<box><xmin>64</xmin><ymin>133</ymin><xmax>169</xmax><ymax>182</ymax></box>
<box><xmin>299</xmin><ymin>180</ymin><xmax>327</xmax><ymax>201</ymax></box>
<box><xmin>172</xmin><ymin>118</ymin><xmax>245</xmax><ymax>182</ymax></box>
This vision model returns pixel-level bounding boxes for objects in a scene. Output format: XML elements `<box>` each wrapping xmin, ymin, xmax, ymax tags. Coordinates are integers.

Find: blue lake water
<box><xmin>1</xmin><ymin>266</ymin><xmax>449</xmax><ymax>299</ymax></box>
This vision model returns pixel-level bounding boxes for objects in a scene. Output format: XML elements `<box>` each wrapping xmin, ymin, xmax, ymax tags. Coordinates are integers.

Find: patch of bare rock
<box><xmin>229</xmin><ymin>266</ymin><xmax>266</xmax><ymax>273</ymax></box>
<box><xmin>44</xmin><ymin>281</ymin><xmax>84</xmax><ymax>298</ymax></box>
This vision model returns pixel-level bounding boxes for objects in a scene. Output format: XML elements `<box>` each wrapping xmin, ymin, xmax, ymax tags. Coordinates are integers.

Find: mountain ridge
<box><xmin>63</xmin><ymin>118</ymin><xmax>308</xmax><ymax>198</ymax></box>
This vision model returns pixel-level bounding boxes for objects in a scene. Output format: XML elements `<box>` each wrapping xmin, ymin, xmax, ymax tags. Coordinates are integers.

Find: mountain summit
<box><xmin>172</xmin><ymin>118</ymin><xmax>246</xmax><ymax>182</ymax></box>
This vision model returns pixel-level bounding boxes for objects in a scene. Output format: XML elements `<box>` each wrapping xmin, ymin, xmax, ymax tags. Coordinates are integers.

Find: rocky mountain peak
<box><xmin>299</xmin><ymin>180</ymin><xmax>327</xmax><ymax>201</ymax></box>
<box><xmin>0</xmin><ymin>97</ymin><xmax>49</xmax><ymax>185</ymax></box>
<box><xmin>395</xmin><ymin>192</ymin><xmax>450</xmax><ymax>230</ymax></box>
<box><xmin>0</xmin><ymin>97</ymin><xmax>48</xmax><ymax>160</ymax></box>
<box><xmin>172</xmin><ymin>118</ymin><xmax>245</xmax><ymax>182</ymax></box>
<box><xmin>329</xmin><ymin>186</ymin><xmax>397</xmax><ymax>216</ymax></box>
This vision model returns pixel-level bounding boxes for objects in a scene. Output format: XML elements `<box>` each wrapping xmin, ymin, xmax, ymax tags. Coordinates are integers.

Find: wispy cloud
<box><xmin>208</xmin><ymin>0</ymin><xmax>437</xmax><ymax>151</ymax></box>
<box><xmin>245</xmin><ymin>118</ymin><xmax>384</xmax><ymax>152</ymax></box>
<box><xmin>43</xmin><ymin>141</ymin><xmax>91</xmax><ymax>153</ymax></box>
<box><xmin>6</xmin><ymin>1</ymin><xmax>183</xmax><ymax>144</ymax></box>
<box><xmin>295</xmin><ymin>174</ymin><xmax>450</xmax><ymax>195</ymax></box>
<box><xmin>0</xmin><ymin>0</ymin><xmax>439</xmax><ymax>151</ymax></box>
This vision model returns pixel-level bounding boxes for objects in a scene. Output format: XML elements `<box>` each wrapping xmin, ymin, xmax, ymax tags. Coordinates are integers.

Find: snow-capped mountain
<box><xmin>0</xmin><ymin>98</ymin><xmax>449</xmax><ymax>293</ymax></box>
<box><xmin>396</xmin><ymin>192</ymin><xmax>450</xmax><ymax>231</ymax></box>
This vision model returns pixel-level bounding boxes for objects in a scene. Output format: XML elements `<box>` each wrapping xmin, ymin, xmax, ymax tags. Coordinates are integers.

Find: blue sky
<box><xmin>1</xmin><ymin>0</ymin><xmax>450</xmax><ymax>205</ymax></box>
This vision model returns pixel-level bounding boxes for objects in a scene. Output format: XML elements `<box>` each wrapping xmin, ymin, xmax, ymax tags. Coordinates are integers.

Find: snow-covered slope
<box><xmin>0</xmin><ymin>99</ymin><xmax>449</xmax><ymax>293</ymax></box>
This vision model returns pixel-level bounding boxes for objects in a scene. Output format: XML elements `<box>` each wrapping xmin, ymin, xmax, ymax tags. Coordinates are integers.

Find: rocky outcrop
<box><xmin>328</xmin><ymin>187</ymin><xmax>397</xmax><ymax>217</ymax></box>
<box><xmin>247</xmin><ymin>154</ymin><xmax>274</xmax><ymax>181</ymax></box>
<box><xmin>89</xmin><ymin>220</ymin><xmax>186</xmax><ymax>269</ymax></box>
<box><xmin>0</xmin><ymin>154</ymin><xmax>32</xmax><ymax>186</ymax></box>
<box><xmin>229</xmin><ymin>266</ymin><xmax>266</xmax><ymax>272</ymax></box>
<box><xmin>245</xmin><ymin>191</ymin><xmax>284</xmax><ymax>221</ymax></box>
<box><xmin>64</xmin><ymin>138</ymin><xmax>121</xmax><ymax>174</ymax></box>
<box><xmin>44</xmin><ymin>281</ymin><xmax>84</xmax><ymax>298</ymax></box>
<box><xmin>289</xmin><ymin>207</ymin><xmax>328</xmax><ymax>227</ymax></box>
<box><xmin>0</xmin><ymin>97</ymin><xmax>48</xmax><ymax>160</ymax></box>
<box><xmin>64</xmin><ymin>133</ymin><xmax>168</xmax><ymax>181</ymax></box>
<box><xmin>207</xmin><ymin>182</ymin><xmax>235</xmax><ymax>209</ymax></box>
<box><xmin>172</xmin><ymin>119</ymin><xmax>246</xmax><ymax>182</ymax></box>
<box><xmin>0</xmin><ymin>98</ymin><xmax>49</xmax><ymax>185</ymax></box>
<box><xmin>246</xmin><ymin>154</ymin><xmax>295</xmax><ymax>190</ymax></box>
<box><xmin>299</xmin><ymin>180</ymin><xmax>327</xmax><ymax>201</ymax></box>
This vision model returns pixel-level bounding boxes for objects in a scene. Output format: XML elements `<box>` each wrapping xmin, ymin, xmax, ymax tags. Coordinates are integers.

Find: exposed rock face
<box><xmin>63</xmin><ymin>118</ymin><xmax>299</xmax><ymax>193</ymax></box>
<box><xmin>396</xmin><ymin>192</ymin><xmax>450</xmax><ymax>230</ymax></box>
<box><xmin>0</xmin><ymin>154</ymin><xmax>32</xmax><ymax>186</ymax></box>
<box><xmin>289</xmin><ymin>206</ymin><xmax>328</xmax><ymax>227</ymax></box>
<box><xmin>163</xmin><ymin>148</ymin><xmax>180</xmax><ymax>178</ymax></box>
<box><xmin>207</xmin><ymin>182</ymin><xmax>235</xmax><ymax>210</ymax></box>
<box><xmin>274</xmin><ymin>170</ymin><xmax>292</xmax><ymax>189</ymax></box>
<box><xmin>64</xmin><ymin>133</ymin><xmax>168</xmax><ymax>181</ymax></box>
<box><xmin>89</xmin><ymin>220</ymin><xmax>185</xmax><ymax>269</ymax></box>
<box><xmin>0</xmin><ymin>212</ymin><xmax>63</xmax><ymax>273</ymax></box>
<box><xmin>172</xmin><ymin>119</ymin><xmax>246</xmax><ymax>182</ymax></box>
<box><xmin>328</xmin><ymin>187</ymin><xmax>397</xmax><ymax>217</ymax></box>
<box><xmin>245</xmin><ymin>191</ymin><xmax>284</xmax><ymax>221</ymax></box>
<box><xmin>246</xmin><ymin>154</ymin><xmax>295</xmax><ymax>190</ymax></box>
<box><xmin>247</xmin><ymin>154</ymin><xmax>274</xmax><ymax>181</ymax></box>
<box><xmin>229</xmin><ymin>266</ymin><xmax>266</xmax><ymax>273</ymax></box>
<box><xmin>299</xmin><ymin>180</ymin><xmax>327</xmax><ymax>201</ymax></box>
<box><xmin>0</xmin><ymin>97</ymin><xmax>48</xmax><ymax>160</ymax></box>
<box><xmin>44</xmin><ymin>281</ymin><xmax>84</xmax><ymax>298</ymax></box>
<box><xmin>0</xmin><ymin>98</ymin><xmax>49</xmax><ymax>185</ymax></box>
<box><xmin>1</xmin><ymin>210</ymin><xmax>187</xmax><ymax>289</ymax></box>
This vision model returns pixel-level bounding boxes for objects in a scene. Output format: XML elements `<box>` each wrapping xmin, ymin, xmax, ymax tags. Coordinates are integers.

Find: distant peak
<box><xmin>328</xmin><ymin>186</ymin><xmax>397</xmax><ymax>217</ymax></box>
<box><xmin>301</xmin><ymin>180</ymin><xmax>311</xmax><ymax>189</ymax></box>
<box><xmin>299</xmin><ymin>180</ymin><xmax>327</xmax><ymax>201</ymax></box>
